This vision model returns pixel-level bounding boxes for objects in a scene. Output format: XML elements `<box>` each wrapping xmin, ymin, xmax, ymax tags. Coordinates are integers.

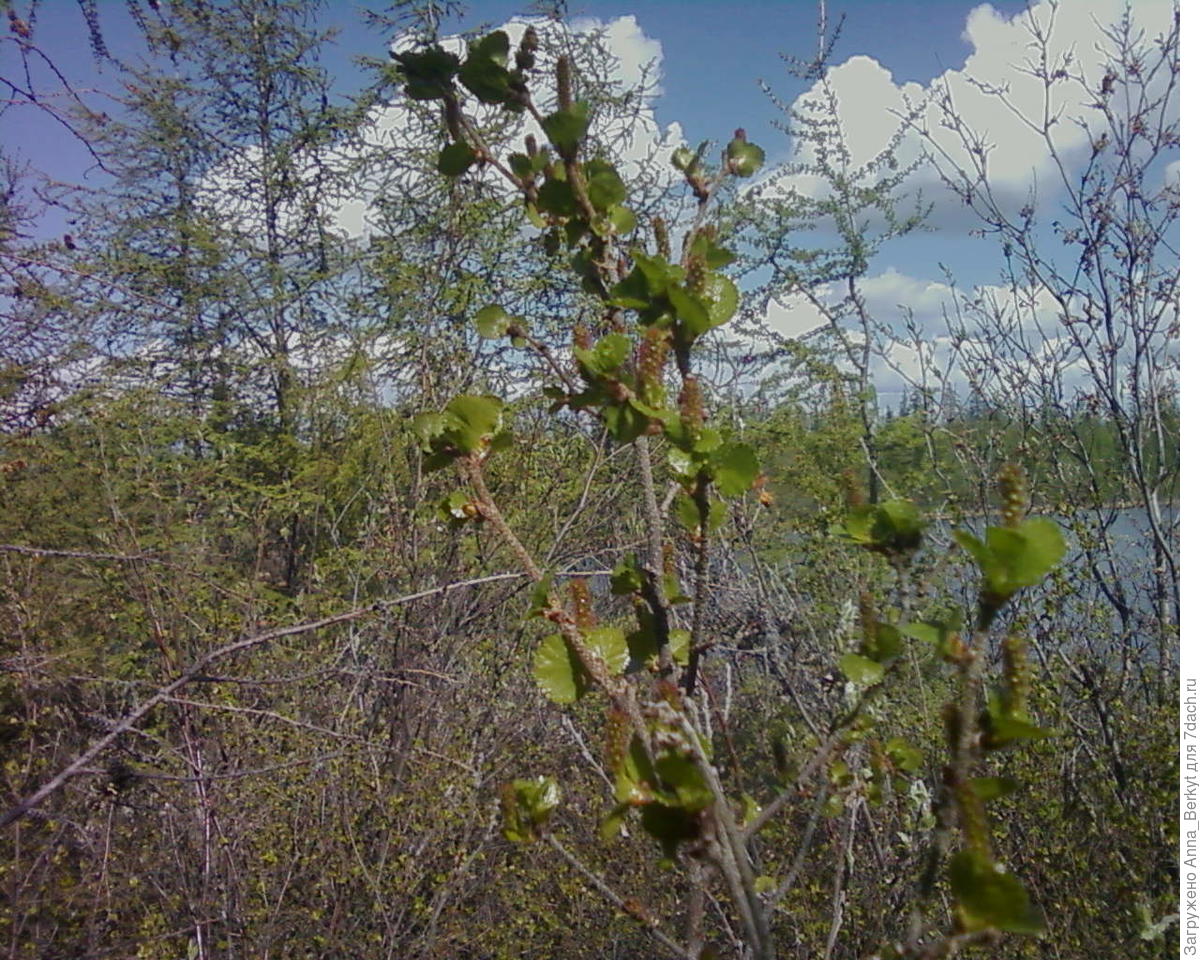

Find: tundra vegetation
<box><xmin>0</xmin><ymin>2</ymin><xmax>1177</xmax><ymax>958</ymax></box>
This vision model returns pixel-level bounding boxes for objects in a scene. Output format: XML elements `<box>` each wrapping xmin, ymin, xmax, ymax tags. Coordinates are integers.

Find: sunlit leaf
<box><xmin>474</xmin><ymin>304</ymin><xmax>513</xmax><ymax>338</ymax></box>
<box><xmin>533</xmin><ymin>634</ymin><xmax>586</xmax><ymax>704</ymax></box>
<box><xmin>609</xmin><ymin>205</ymin><xmax>636</xmax><ymax>234</ymax></box>
<box><xmin>502</xmin><ymin>775</ymin><xmax>560</xmax><ymax>843</ymax></box>
<box><xmin>839</xmin><ymin>652</ymin><xmax>885</xmax><ymax>686</ymax></box>
<box><xmin>526</xmin><ymin>572</ymin><xmax>554</xmax><ymax>619</ymax></box>
<box><xmin>726</xmin><ymin>138</ymin><xmax>765</xmax><ymax>176</ymax></box>
<box><xmin>538</xmin><ymin>179</ymin><xmax>577</xmax><ymax>217</ymax></box>
<box><xmin>459</xmin><ymin>31</ymin><xmax>513</xmax><ymax>104</ymax></box>
<box><xmin>711</xmin><ymin>442</ymin><xmax>759</xmax><ymax>497</ymax></box>
<box><xmin>587</xmin><ymin>168</ymin><xmax>626</xmax><ymax>209</ymax></box>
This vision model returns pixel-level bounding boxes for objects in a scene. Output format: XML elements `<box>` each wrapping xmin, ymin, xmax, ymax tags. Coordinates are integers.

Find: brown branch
<box><xmin>0</xmin><ymin>572</ymin><xmax>526</xmax><ymax>829</ymax></box>
<box><xmin>0</xmin><ymin>543</ymin><xmax>160</xmax><ymax>562</ymax></box>
<box><xmin>546</xmin><ymin>833</ymin><xmax>689</xmax><ymax>960</ymax></box>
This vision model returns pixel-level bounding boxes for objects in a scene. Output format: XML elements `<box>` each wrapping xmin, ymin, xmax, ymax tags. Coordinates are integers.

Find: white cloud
<box><xmin>761</xmin><ymin>289</ymin><xmax>829</xmax><ymax>340</ymax></box>
<box><xmin>759</xmin><ymin>261</ymin><xmax>1110</xmax><ymax>406</ymax></box>
<box><xmin>772</xmin><ymin>0</ymin><xmax>1178</xmax><ymax>229</ymax></box>
<box><xmin>761</xmin><ymin>268</ymin><xmax>960</xmax><ymax>341</ymax></box>
<box><xmin>578</xmin><ymin>14</ymin><xmax>663</xmax><ymax>96</ymax></box>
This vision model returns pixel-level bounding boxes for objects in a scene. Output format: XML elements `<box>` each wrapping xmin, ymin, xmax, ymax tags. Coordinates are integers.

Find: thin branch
<box><xmin>0</xmin><ymin>572</ymin><xmax>530</xmax><ymax>829</ymax></box>
<box><xmin>545</xmin><ymin>833</ymin><xmax>689</xmax><ymax>960</ymax></box>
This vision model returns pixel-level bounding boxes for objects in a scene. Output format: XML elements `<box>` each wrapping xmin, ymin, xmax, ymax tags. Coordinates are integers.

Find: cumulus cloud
<box><xmin>772</xmin><ymin>0</ymin><xmax>1178</xmax><ymax>229</ymax></box>
<box><xmin>762</xmin><ymin>268</ymin><xmax>961</xmax><ymax>341</ymax></box>
<box><xmin>759</xmin><ymin>261</ymin><xmax>1104</xmax><ymax>406</ymax></box>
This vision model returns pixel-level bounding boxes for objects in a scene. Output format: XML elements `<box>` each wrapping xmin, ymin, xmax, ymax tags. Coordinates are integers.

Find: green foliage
<box><xmin>839</xmin><ymin>652</ymin><xmax>885</xmax><ymax>686</ymax></box>
<box><xmin>458</xmin><ymin>31</ymin><xmax>518</xmax><ymax>104</ymax></box>
<box><xmin>502</xmin><ymin>776</ymin><xmax>561</xmax><ymax>842</ymax></box>
<box><xmin>532</xmin><ymin>627</ymin><xmax>628</xmax><ymax>704</ymax></box>
<box><xmin>543</xmin><ymin>102</ymin><xmax>591</xmax><ymax>155</ymax></box>
<box><xmin>950</xmin><ymin>850</ymin><xmax>1045</xmax><ymax>934</ymax></box>
<box><xmin>833</xmin><ymin>499</ymin><xmax>924</xmax><ymax>555</ymax></box>
<box><xmin>417</xmin><ymin>394</ymin><xmax>505</xmax><ymax>468</ymax></box>
<box><xmin>725</xmin><ymin>136</ymin><xmax>765</xmax><ymax>176</ymax></box>
<box><xmin>954</xmin><ymin>517</ymin><xmax>1066</xmax><ymax>626</ymax></box>
<box><xmin>392</xmin><ymin>44</ymin><xmax>460</xmax><ymax>100</ymax></box>
<box><xmin>437</xmin><ymin>140</ymin><xmax>477</xmax><ymax>175</ymax></box>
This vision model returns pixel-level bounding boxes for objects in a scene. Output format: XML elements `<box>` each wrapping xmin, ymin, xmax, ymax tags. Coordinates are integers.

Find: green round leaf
<box><xmin>543</xmin><ymin>102</ymin><xmax>590</xmax><ymax>156</ymax></box>
<box><xmin>950</xmin><ymin>849</ymin><xmax>1045</xmax><ymax>934</ymax></box>
<box><xmin>704</xmin><ymin>274</ymin><xmax>739</xmax><ymax>327</ymax></box>
<box><xmin>502</xmin><ymin>775</ymin><xmax>560</xmax><ymax>843</ymax></box>
<box><xmin>586</xmin><ymin>626</ymin><xmax>630</xmax><ymax>677</ymax></box>
<box><xmin>537</xmin><ymin>179</ymin><xmax>578</xmax><ymax>217</ymax></box>
<box><xmin>508</xmin><ymin>153</ymin><xmax>533</xmax><ymax>178</ymax></box>
<box><xmin>444</xmin><ymin>394</ymin><xmax>503</xmax><ymax>450</ymax></box>
<box><xmin>395</xmin><ymin>45</ymin><xmax>460</xmax><ymax>100</ymax></box>
<box><xmin>711</xmin><ymin>442</ymin><xmax>759</xmax><ymax>497</ymax></box>
<box><xmin>437</xmin><ymin>141</ymin><xmax>476</xmax><ymax>176</ymax></box>
<box><xmin>884</xmin><ymin>737</ymin><xmax>924</xmax><ymax>773</ymax></box>
<box><xmin>533</xmin><ymin>633</ymin><xmax>586</xmax><ymax>704</ymax></box>
<box><xmin>988</xmin><ymin>517</ymin><xmax>1066</xmax><ymax>588</ymax></box>
<box><xmin>668</xmin><ymin>629</ymin><xmax>690</xmax><ymax>664</ymax></box>
<box><xmin>670</xmin><ymin>147</ymin><xmax>694</xmax><ymax>172</ymax></box>
<box><xmin>459</xmin><ymin>34</ymin><xmax>514</xmax><ymax>104</ymax></box>
<box><xmin>667</xmin><ymin>283</ymin><xmax>712</xmax><ymax>338</ymax></box>
<box><xmin>609</xmin><ymin>205</ymin><xmax>636</xmax><ymax>234</ymax></box>
<box><xmin>839</xmin><ymin>652</ymin><xmax>885</xmax><ymax>686</ymax></box>
<box><xmin>474</xmin><ymin>304</ymin><xmax>512</xmax><ymax>338</ymax></box>
<box><xmin>726</xmin><ymin>138</ymin><xmax>765</xmax><ymax>176</ymax></box>
<box><xmin>412</xmin><ymin>411</ymin><xmax>449</xmax><ymax>448</ymax></box>
<box><xmin>587</xmin><ymin>168</ymin><xmax>626</xmax><ymax>209</ymax></box>
<box><xmin>474</xmin><ymin>30</ymin><xmax>510</xmax><ymax>66</ymax></box>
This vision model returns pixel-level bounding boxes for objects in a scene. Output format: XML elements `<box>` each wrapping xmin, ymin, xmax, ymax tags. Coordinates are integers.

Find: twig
<box><xmin>0</xmin><ymin>572</ymin><xmax>531</xmax><ymax>828</ymax></box>
<box><xmin>545</xmin><ymin>833</ymin><xmax>689</xmax><ymax>960</ymax></box>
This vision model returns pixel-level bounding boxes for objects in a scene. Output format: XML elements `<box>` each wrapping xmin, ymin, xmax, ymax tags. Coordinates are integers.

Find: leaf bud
<box><xmin>1001</xmin><ymin>633</ymin><xmax>1031</xmax><ymax>717</ymax></box>
<box><xmin>636</xmin><ymin>327</ymin><xmax>670</xmax><ymax>408</ymax></box>
<box><xmin>858</xmin><ymin>591</ymin><xmax>879</xmax><ymax>644</ymax></box>
<box><xmin>604</xmin><ymin>707</ymin><xmax>633</xmax><ymax>776</ymax></box>
<box><xmin>839</xmin><ymin>468</ymin><xmax>866</xmax><ymax>509</ymax></box>
<box><xmin>516</xmin><ymin>26</ymin><xmax>537</xmax><ymax>70</ymax></box>
<box><xmin>652</xmin><ymin>216</ymin><xmax>671</xmax><ymax>259</ymax></box>
<box><xmin>942</xmin><ymin>703</ymin><xmax>962</xmax><ymax>751</ymax></box>
<box><xmin>568</xmin><ymin>577</ymin><xmax>595</xmax><ymax>630</ymax></box>
<box><xmin>572</xmin><ymin>323</ymin><xmax>593</xmax><ymax>352</ymax></box>
<box><xmin>678</xmin><ymin>376</ymin><xmax>704</xmax><ymax>434</ymax></box>
<box><xmin>555</xmin><ymin>55</ymin><xmax>572</xmax><ymax>113</ymax></box>
<box><xmin>956</xmin><ymin>781</ymin><xmax>992</xmax><ymax>858</ymax></box>
<box><xmin>997</xmin><ymin>462</ymin><xmax>1027</xmax><ymax>528</ymax></box>
<box><xmin>654</xmin><ymin>678</ymin><xmax>684</xmax><ymax>711</ymax></box>
<box><xmin>685</xmin><ymin>253</ymin><xmax>707</xmax><ymax>296</ymax></box>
